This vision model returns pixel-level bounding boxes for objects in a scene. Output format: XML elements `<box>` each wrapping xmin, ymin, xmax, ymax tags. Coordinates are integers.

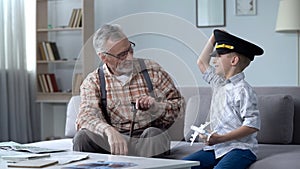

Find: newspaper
<box><xmin>0</xmin><ymin>141</ymin><xmax>66</xmax><ymax>154</ymax></box>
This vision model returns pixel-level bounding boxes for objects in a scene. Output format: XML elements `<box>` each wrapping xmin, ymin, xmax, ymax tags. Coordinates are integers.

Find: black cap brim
<box><xmin>214</xmin><ymin>29</ymin><xmax>264</xmax><ymax>61</ymax></box>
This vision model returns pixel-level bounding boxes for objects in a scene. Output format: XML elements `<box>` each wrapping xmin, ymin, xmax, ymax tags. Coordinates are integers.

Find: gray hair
<box><xmin>93</xmin><ymin>24</ymin><xmax>127</xmax><ymax>54</ymax></box>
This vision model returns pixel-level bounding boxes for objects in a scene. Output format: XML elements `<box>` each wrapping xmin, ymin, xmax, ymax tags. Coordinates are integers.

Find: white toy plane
<box><xmin>190</xmin><ymin>121</ymin><xmax>211</xmax><ymax>146</ymax></box>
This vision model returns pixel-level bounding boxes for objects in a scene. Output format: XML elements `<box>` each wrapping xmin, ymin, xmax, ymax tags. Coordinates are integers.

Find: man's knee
<box><xmin>138</xmin><ymin>127</ymin><xmax>171</xmax><ymax>157</ymax></box>
<box><xmin>142</xmin><ymin>127</ymin><xmax>164</xmax><ymax>137</ymax></box>
<box><xmin>73</xmin><ymin>130</ymin><xmax>90</xmax><ymax>151</ymax></box>
<box><xmin>73</xmin><ymin>129</ymin><xmax>110</xmax><ymax>153</ymax></box>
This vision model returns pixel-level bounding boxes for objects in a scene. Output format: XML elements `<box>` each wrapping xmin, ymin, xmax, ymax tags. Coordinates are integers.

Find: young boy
<box><xmin>182</xmin><ymin>29</ymin><xmax>264</xmax><ymax>169</ymax></box>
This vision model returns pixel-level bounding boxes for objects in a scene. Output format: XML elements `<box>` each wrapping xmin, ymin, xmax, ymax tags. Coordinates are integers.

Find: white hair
<box><xmin>93</xmin><ymin>24</ymin><xmax>127</xmax><ymax>54</ymax></box>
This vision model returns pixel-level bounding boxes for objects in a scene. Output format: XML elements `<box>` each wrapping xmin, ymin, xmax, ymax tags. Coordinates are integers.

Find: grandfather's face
<box><xmin>100</xmin><ymin>39</ymin><xmax>134</xmax><ymax>76</ymax></box>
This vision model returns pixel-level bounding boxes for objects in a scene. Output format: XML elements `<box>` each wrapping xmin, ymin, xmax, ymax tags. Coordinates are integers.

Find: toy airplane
<box><xmin>190</xmin><ymin>121</ymin><xmax>211</xmax><ymax>146</ymax></box>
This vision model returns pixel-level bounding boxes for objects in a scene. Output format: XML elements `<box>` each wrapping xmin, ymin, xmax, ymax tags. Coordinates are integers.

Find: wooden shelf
<box><xmin>36</xmin><ymin>0</ymin><xmax>94</xmax><ymax>101</ymax></box>
<box><xmin>36</xmin><ymin>92</ymin><xmax>73</xmax><ymax>103</ymax></box>
<box><xmin>35</xmin><ymin>0</ymin><xmax>94</xmax><ymax>140</ymax></box>
<box><xmin>37</xmin><ymin>27</ymin><xmax>82</xmax><ymax>32</ymax></box>
<box><xmin>37</xmin><ymin>60</ymin><xmax>77</xmax><ymax>64</ymax></box>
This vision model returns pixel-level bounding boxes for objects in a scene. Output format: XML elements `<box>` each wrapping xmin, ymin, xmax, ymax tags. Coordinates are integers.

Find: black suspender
<box><xmin>98</xmin><ymin>59</ymin><xmax>153</xmax><ymax>125</ymax></box>
<box><xmin>98</xmin><ymin>67</ymin><xmax>111</xmax><ymax>125</ymax></box>
<box><xmin>138</xmin><ymin>59</ymin><xmax>154</xmax><ymax>97</ymax></box>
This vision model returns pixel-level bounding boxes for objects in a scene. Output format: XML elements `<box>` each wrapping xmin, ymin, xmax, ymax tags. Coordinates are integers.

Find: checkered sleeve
<box><xmin>146</xmin><ymin>60</ymin><xmax>186</xmax><ymax>129</ymax></box>
<box><xmin>75</xmin><ymin>69</ymin><xmax>111</xmax><ymax>136</ymax></box>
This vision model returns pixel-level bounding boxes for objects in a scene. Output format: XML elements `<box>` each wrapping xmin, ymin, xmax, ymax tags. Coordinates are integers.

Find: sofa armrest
<box><xmin>65</xmin><ymin>96</ymin><xmax>81</xmax><ymax>137</ymax></box>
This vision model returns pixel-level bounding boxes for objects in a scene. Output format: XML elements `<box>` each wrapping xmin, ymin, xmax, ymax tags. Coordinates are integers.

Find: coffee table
<box><xmin>7</xmin><ymin>151</ymin><xmax>199</xmax><ymax>169</ymax></box>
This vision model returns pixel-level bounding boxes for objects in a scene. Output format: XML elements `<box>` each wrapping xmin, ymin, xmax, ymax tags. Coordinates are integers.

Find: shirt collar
<box><xmin>226</xmin><ymin>72</ymin><xmax>245</xmax><ymax>85</ymax></box>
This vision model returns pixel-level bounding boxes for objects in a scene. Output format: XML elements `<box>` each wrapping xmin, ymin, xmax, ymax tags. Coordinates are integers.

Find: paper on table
<box><xmin>1</xmin><ymin>153</ymin><xmax>50</xmax><ymax>162</ymax></box>
<box><xmin>0</xmin><ymin>149</ymin><xmax>25</xmax><ymax>157</ymax></box>
<box><xmin>50</xmin><ymin>154</ymin><xmax>89</xmax><ymax>165</ymax></box>
<box><xmin>7</xmin><ymin>159</ymin><xmax>58</xmax><ymax>168</ymax></box>
<box><xmin>0</xmin><ymin>141</ymin><xmax>66</xmax><ymax>154</ymax></box>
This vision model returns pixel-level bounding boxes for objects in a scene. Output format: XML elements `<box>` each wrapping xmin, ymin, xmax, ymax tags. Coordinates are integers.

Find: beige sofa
<box><xmin>30</xmin><ymin>86</ymin><xmax>300</xmax><ymax>169</ymax></box>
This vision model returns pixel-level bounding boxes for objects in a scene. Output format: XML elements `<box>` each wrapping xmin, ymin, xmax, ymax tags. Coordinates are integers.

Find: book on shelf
<box><xmin>50</xmin><ymin>42</ymin><xmax>61</xmax><ymax>60</ymax></box>
<box><xmin>46</xmin><ymin>74</ymin><xmax>54</xmax><ymax>92</ymax></box>
<box><xmin>38</xmin><ymin>74</ymin><xmax>46</xmax><ymax>93</ymax></box>
<box><xmin>38</xmin><ymin>43</ymin><xmax>47</xmax><ymax>60</ymax></box>
<box><xmin>40</xmin><ymin>74</ymin><xmax>50</xmax><ymax>93</ymax></box>
<box><xmin>76</xmin><ymin>8</ymin><xmax>82</xmax><ymax>28</ymax></box>
<box><xmin>48</xmin><ymin>73</ymin><xmax>60</xmax><ymax>92</ymax></box>
<box><xmin>46</xmin><ymin>42</ymin><xmax>55</xmax><ymax>61</ymax></box>
<box><xmin>38</xmin><ymin>74</ymin><xmax>60</xmax><ymax>93</ymax></box>
<box><xmin>68</xmin><ymin>8</ymin><xmax>77</xmax><ymax>28</ymax></box>
<box><xmin>38</xmin><ymin>41</ymin><xmax>61</xmax><ymax>61</ymax></box>
<box><xmin>68</xmin><ymin>8</ymin><xmax>82</xmax><ymax>28</ymax></box>
<box><xmin>41</xmin><ymin>41</ymin><xmax>50</xmax><ymax>61</ymax></box>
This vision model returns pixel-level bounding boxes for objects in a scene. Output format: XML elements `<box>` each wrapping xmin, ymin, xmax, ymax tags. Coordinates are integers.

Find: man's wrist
<box><xmin>103</xmin><ymin>126</ymin><xmax>114</xmax><ymax>136</ymax></box>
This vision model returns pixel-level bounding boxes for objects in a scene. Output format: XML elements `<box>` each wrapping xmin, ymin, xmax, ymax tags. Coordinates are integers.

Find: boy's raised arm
<box><xmin>197</xmin><ymin>34</ymin><xmax>216</xmax><ymax>74</ymax></box>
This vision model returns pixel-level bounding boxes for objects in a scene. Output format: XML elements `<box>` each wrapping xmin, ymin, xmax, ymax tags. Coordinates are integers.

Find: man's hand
<box><xmin>136</xmin><ymin>96</ymin><xmax>157</xmax><ymax>111</ymax></box>
<box><xmin>104</xmin><ymin>127</ymin><xmax>128</xmax><ymax>155</ymax></box>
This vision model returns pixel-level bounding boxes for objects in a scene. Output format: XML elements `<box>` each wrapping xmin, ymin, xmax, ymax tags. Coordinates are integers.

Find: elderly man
<box><xmin>73</xmin><ymin>24</ymin><xmax>185</xmax><ymax>157</ymax></box>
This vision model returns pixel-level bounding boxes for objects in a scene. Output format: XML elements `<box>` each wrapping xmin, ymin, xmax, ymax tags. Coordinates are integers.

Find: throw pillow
<box><xmin>257</xmin><ymin>94</ymin><xmax>294</xmax><ymax>144</ymax></box>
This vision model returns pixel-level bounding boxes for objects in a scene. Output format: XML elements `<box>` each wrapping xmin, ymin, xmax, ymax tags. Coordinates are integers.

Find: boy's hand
<box><xmin>200</xmin><ymin>132</ymin><xmax>221</xmax><ymax>146</ymax></box>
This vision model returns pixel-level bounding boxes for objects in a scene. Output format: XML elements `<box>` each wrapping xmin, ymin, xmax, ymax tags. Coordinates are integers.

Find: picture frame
<box><xmin>196</xmin><ymin>0</ymin><xmax>226</xmax><ymax>28</ymax></box>
<box><xmin>235</xmin><ymin>0</ymin><xmax>256</xmax><ymax>16</ymax></box>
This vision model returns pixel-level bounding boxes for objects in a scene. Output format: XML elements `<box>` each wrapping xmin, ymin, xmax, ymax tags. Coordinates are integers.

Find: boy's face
<box><xmin>212</xmin><ymin>53</ymin><xmax>233</xmax><ymax>77</ymax></box>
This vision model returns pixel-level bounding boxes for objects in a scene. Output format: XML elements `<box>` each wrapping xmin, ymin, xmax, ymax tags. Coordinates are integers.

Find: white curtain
<box><xmin>0</xmin><ymin>0</ymin><xmax>38</xmax><ymax>143</ymax></box>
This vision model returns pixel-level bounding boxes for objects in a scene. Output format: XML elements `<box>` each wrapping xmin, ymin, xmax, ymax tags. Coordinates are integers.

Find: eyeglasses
<box><xmin>103</xmin><ymin>41</ymin><xmax>135</xmax><ymax>60</ymax></box>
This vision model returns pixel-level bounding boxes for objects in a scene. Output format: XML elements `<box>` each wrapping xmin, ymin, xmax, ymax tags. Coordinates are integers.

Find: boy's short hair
<box><xmin>232</xmin><ymin>52</ymin><xmax>251</xmax><ymax>71</ymax></box>
<box><xmin>214</xmin><ymin>29</ymin><xmax>264</xmax><ymax>61</ymax></box>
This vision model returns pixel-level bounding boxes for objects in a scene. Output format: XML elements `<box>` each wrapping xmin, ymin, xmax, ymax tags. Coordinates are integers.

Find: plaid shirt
<box><xmin>76</xmin><ymin>59</ymin><xmax>185</xmax><ymax>136</ymax></box>
<box><xmin>203</xmin><ymin>66</ymin><xmax>260</xmax><ymax>158</ymax></box>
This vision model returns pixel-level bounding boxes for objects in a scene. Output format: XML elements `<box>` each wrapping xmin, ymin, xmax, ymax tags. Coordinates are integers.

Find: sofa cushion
<box><xmin>184</xmin><ymin>95</ymin><xmax>211</xmax><ymax>142</ymax></box>
<box><xmin>183</xmin><ymin>94</ymin><xmax>294</xmax><ymax>144</ymax></box>
<box><xmin>65</xmin><ymin>96</ymin><xmax>81</xmax><ymax>137</ymax></box>
<box><xmin>249</xmin><ymin>151</ymin><xmax>300</xmax><ymax>169</ymax></box>
<box><xmin>257</xmin><ymin>94</ymin><xmax>294</xmax><ymax>144</ymax></box>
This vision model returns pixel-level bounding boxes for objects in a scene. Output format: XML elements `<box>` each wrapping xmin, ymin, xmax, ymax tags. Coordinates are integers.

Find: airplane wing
<box><xmin>189</xmin><ymin>121</ymin><xmax>211</xmax><ymax>146</ymax></box>
<box><xmin>190</xmin><ymin>131</ymin><xmax>199</xmax><ymax>146</ymax></box>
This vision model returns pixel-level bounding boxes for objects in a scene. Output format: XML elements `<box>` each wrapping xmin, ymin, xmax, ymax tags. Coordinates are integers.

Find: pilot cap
<box><xmin>214</xmin><ymin>29</ymin><xmax>264</xmax><ymax>61</ymax></box>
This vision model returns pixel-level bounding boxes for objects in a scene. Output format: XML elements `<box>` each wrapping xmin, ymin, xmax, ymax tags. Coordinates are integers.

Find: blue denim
<box><xmin>182</xmin><ymin>149</ymin><xmax>256</xmax><ymax>169</ymax></box>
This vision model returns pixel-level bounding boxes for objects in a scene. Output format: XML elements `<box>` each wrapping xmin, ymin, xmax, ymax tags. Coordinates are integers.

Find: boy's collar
<box><xmin>226</xmin><ymin>72</ymin><xmax>245</xmax><ymax>85</ymax></box>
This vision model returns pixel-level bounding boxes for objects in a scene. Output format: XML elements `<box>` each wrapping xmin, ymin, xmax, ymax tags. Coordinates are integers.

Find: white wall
<box><xmin>93</xmin><ymin>0</ymin><xmax>298</xmax><ymax>86</ymax></box>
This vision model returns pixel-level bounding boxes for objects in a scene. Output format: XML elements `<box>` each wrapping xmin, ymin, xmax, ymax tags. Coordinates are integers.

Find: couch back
<box><xmin>65</xmin><ymin>86</ymin><xmax>300</xmax><ymax>144</ymax></box>
<box><xmin>168</xmin><ymin>86</ymin><xmax>300</xmax><ymax>144</ymax></box>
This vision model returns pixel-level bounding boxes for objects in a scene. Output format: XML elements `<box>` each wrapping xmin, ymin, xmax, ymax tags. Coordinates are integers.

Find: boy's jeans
<box><xmin>182</xmin><ymin>148</ymin><xmax>256</xmax><ymax>169</ymax></box>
